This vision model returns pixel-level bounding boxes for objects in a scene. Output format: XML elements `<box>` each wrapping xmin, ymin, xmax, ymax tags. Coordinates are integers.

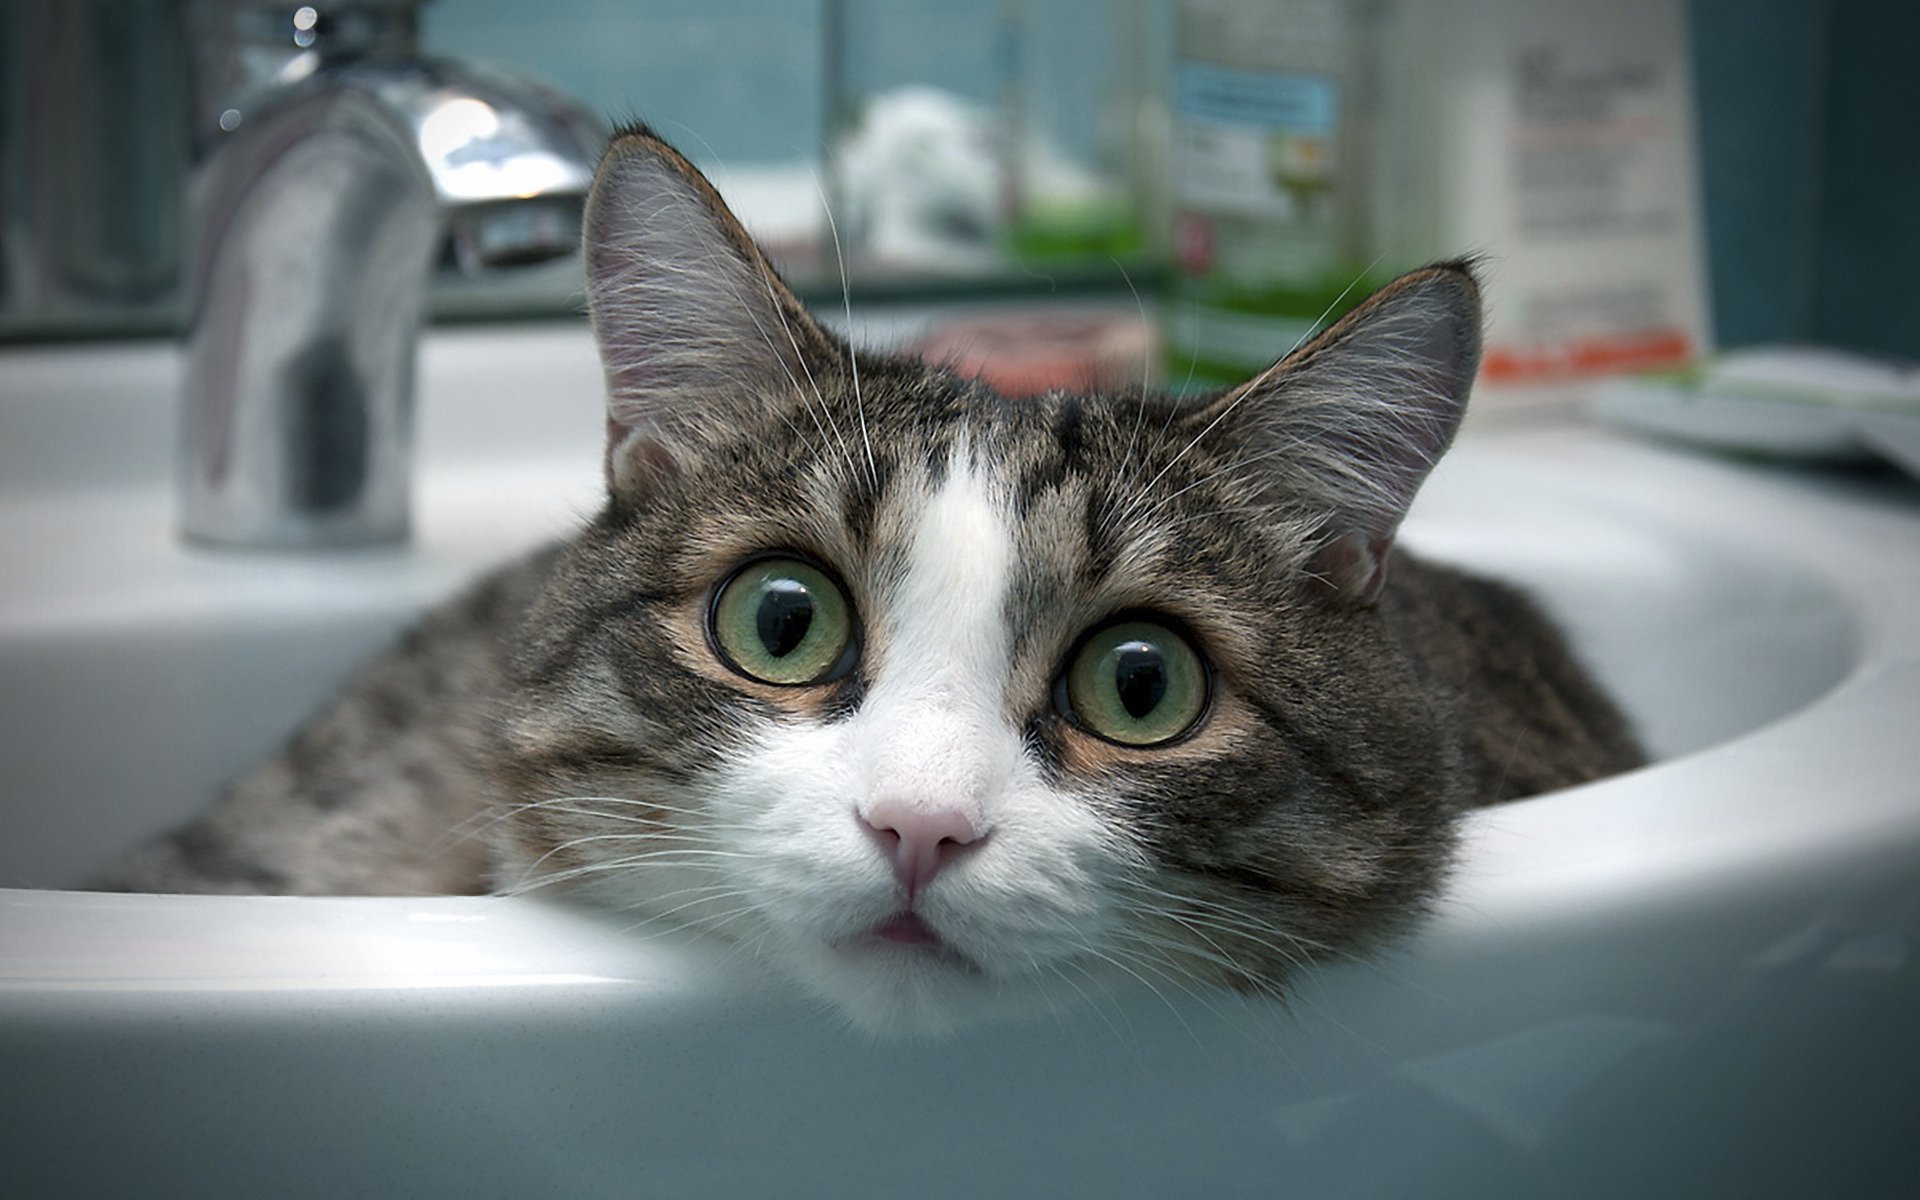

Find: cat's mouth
<box><xmin>871</xmin><ymin>911</ymin><xmax>942</xmax><ymax>947</ymax></box>
<box><xmin>845</xmin><ymin>911</ymin><xmax>978</xmax><ymax>970</ymax></box>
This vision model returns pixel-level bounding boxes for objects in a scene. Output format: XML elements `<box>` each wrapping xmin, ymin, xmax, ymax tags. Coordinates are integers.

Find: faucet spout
<box><xmin>178</xmin><ymin>9</ymin><xmax>600</xmax><ymax>549</ymax></box>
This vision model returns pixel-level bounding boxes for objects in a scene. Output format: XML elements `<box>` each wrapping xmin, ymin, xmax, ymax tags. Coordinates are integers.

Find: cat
<box><xmin>98</xmin><ymin>125</ymin><xmax>1643</xmax><ymax>1034</ymax></box>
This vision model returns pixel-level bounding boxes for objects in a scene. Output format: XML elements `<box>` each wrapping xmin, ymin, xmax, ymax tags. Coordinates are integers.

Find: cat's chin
<box><xmin>783</xmin><ymin>930</ymin><xmax>1062</xmax><ymax>1038</ymax></box>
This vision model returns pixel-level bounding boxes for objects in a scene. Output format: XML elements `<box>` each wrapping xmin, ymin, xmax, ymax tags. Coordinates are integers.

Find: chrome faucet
<box><xmin>178</xmin><ymin>0</ymin><xmax>603</xmax><ymax>548</ymax></box>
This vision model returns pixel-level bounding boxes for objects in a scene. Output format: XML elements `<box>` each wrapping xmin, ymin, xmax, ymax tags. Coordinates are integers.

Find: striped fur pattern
<box><xmin>99</xmin><ymin>128</ymin><xmax>1642</xmax><ymax>1034</ymax></box>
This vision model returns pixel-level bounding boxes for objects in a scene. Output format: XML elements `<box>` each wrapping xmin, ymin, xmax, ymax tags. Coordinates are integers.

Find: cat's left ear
<box><xmin>582</xmin><ymin>125</ymin><xmax>841</xmax><ymax>500</ymax></box>
<box><xmin>1212</xmin><ymin>262</ymin><xmax>1482</xmax><ymax>606</ymax></box>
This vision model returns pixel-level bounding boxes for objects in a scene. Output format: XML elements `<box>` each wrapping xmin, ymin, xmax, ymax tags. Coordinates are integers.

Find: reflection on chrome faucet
<box><xmin>179</xmin><ymin>0</ymin><xmax>603</xmax><ymax>548</ymax></box>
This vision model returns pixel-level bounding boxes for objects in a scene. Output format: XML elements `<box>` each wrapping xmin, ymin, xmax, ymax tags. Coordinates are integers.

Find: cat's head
<box><xmin>493</xmin><ymin>127</ymin><xmax>1482</xmax><ymax>1034</ymax></box>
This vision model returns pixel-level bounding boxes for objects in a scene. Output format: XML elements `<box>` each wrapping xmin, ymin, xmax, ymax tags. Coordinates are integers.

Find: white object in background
<box><xmin>1593</xmin><ymin>345</ymin><xmax>1920</xmax><ymax>476</ymax></box>
<box><xmin>833</xmin><ymin>87</ymin><xmax>1001</xmax><ymax>269</ymax></box>
<box><xmin>1396</xmin><ymin>0</ymin><xmax>1713</xmax><ymax>404</ymax></box>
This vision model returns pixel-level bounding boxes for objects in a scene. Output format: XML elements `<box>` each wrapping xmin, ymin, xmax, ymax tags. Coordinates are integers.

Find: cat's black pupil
<box><xmin>1112</xmin><ymin>641</ymin><xmax>1167</xmax><ymax>719</ymax></box>
<box><xmin>755</xmin><ymin>580</ymin><xmax>814</xmax><ymax>658</ymax></box>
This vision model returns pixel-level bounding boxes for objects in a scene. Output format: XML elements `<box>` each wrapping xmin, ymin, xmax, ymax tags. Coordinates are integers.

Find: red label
<box><xmin>1482</xmin><ymin>329</ymin><xmax>1695</xmax><ymax>384</ymax></box>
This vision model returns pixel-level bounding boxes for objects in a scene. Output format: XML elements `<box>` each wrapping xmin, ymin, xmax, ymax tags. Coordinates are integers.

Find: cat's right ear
<box><xmin>582</xmin><ymin>126</ymin><xmax>839</xmax><ymax>499</ymax></box>
<box><xmin>1201</xmin><ymin>262</ymin><xmax>1482</xmax><ymax>606</ymax></box>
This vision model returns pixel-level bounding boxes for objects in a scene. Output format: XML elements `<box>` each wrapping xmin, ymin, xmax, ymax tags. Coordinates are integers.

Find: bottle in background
<box><xmin>1164</xmin><ymin>0</ymin><xmax>1399</xmax><ymax>390</ymax></box>
<box><xmin>1402</xmin><ymin>0</ymin><xmax>1712</xmax><ymax>408</ymax></box>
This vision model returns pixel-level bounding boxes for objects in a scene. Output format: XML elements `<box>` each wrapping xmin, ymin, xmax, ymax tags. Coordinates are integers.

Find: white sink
<box><xmin>0</xmin><ymin>327</ymin><xmax>605</xmax><ymax>888</ymax></box>
<box><xmin>2</xmin><ymin>325</ymin><xmax>1917</xmax><ymax>1198</ymax></box>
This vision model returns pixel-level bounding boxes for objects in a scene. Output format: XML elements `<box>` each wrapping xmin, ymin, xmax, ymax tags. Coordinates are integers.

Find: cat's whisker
<box><xmin>1288</xmin><ymin>256</ymin><xmax>1387</xmax><ymax>361</ymax></box>
<box><xmin>1103</xmin><ymin>930</ymin><xmax>1315</xmax><ymax>1060</ymax></box>
<box><xmin>531</xmin><ymin>840</ymin><xmax>762</xmax><ymax>870</ymax></box>
<box><xmin>768</xmin><ymin>406</ymin><xmax>827</xmax><ymax>458</ymax></box>
<box><xmin>508</xmin><ymin>804</ymin><xmax>670</xmax><ymax>830</ymax></box>
<box><xmin>428</xmin><ymin>803</ymin><xmax>524</xmax><ymax>855</ymax></box>
<box><xmin>510</xmin><ymin>794</ymin><xmax>669</xmax><ymax>813</ymax></box>
<box><xmin>1109</xmin><ymin>417</ymin><xmax>1304</xmax><ymax>533</ymax></box>
<box><xmin>713</xmin><ymin>244</ymin><xmax>847</xmax><ymax>467</ymax></box>
<box><xmin>1130</xmin><ymin>438</ymin><xmax>1313</xmax><ymax>527</ymax></box>
<box><xmin>498</xmin><ymin>862</ymin><xmax>741</xmax><ymax>909</ymax></box>
<box><xmin>500</xmin><ymin>855</ymin><xmax>716</xmax><ymax>896</ymax></box>
<box><xmin>494</xmin><ymin>856</ymin><xmax>639</xmax><ymax>895</ymax></box>
<box><xmin>510</xmin><ymin>810</ymin><xmax>758</xmax><ymax>842</ymax></box>
<box><xmin>1128</xmin><ymin>915</ymin><xmax>1404</xmax><ymax>1059</ymax></box>
<box><xmin>1098</xmin><ymin>940</ymin><xmax>1258</xmax><ymax>1056</ymax></box>
<box><xmin>712</xmin><ymin>296</ymin><xmax>832</xmax><ymax>460</ymax></box>
<box><xmin>611</xmin><ymin>886</ymin><xmax>756</xmax><ymax>927</ymax></box>
<box><xmin>510</xmin><ymin>864</ymin><xmax>741</xmax><ymax>902</ymax></box>
<box><xmin>1109</xmin><ymin>934</ymin><xmax>1267</xmax><ymax>1039</ymax></box>
<box><xmin>698</xmin><ymin>922</ymin><xmax>785</xmax><ymax>982</ymax></box>
<box><xmin>1162</xmin><ymin>285</ymin><xmax>1207</xmax><ymax>424</ymax></box>
<box><xmin>1127</xmin><ymin>885</ymin><xmax>1357</xmax><ymax>964</ymax></box>
<box><xmin>606</xmin><ymin>899</ymin><xmax>759</xmax><ymax>945</ymax></box>
<box><xmin>1114</xmin><ymin>880</ymin><xmax>1373</xmax><ymax>977</ymax></box>
<box><xmin>596</xmin><ymin>887</ymin><xmax>770</xmax><ymax>951</ymax></box>
<box><xmin>1118</xmin><ymin>899</ymin><xmax>1312</xmax><ymax>981</ymax></box>
<box><xmin>1043</xmin><ymin>957</ymin><xmax>1141</xmax><ymax>1054</ymax></box>
<box><xmin>497</xmin><ymin>832</ymin><xmax>748</xmax><ymax>892</ymax></box>
<box><xmin>526</xmin><ymin>793</ymin><xmax>708</xmax><ymax>815</ymax></box>
<box><xmin>508</xmin><ymin>794</ymin><xmax>768</xmax><ymax>831</ymax></box>
<box><xmin>1064</xmin><ymin>939</ymin><xmax>1208</xmax><ymax>1048</ymax></box>
<box><xmin>1111</xmin><ymin>257</ymin><xmax>1157</xmax><ymax>509</ymax></box>
<box><xmin>755</xmin><ymin>267</ymin><xmax>863</xmax><ymax>487</ymax></box>
<box><xmin>1114</xmin><ymin>919</ymin><xmax>1304</xmax><ymax>993</ymax></box>
<box><xmin>1129</xmin><ymin>896</ymin><xmax>1433</xmax><ymax>1009</ymax></box>
<box><xmin>1153</xmin><ymin>502</ymin><xmax>1278</xmax><ymax>535</ymax></box>
<box><xmin>813</xmin><ymin>168</ymin><xmax>878</xmax><ymax>493</ymax></box>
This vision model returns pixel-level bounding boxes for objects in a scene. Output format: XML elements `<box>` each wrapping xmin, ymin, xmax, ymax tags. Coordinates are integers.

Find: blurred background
<box><xmin>3</xmin><ymin>0</ymin><xmax>1915</xmax><ymax>396</ymax></box>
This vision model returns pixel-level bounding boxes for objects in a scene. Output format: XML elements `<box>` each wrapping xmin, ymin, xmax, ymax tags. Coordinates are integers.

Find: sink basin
<box><xmin>0</xmin><ymin>328</ymin><xmax>607</xmax><ymax>888</ymax></box>
<box><xmin>2</xmin><ymin>323</ymin><xmax>1917</xmax><ymax>1198</ymax></box>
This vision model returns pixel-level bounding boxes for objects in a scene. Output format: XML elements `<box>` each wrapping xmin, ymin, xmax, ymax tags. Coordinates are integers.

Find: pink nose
<box><xmin>861</xmin><ymin>800</ymin><xmax>987</xmax><ymax>901</ymax></box>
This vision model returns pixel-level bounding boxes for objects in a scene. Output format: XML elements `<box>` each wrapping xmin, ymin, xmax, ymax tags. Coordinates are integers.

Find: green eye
<box><xmin>1058</xmin><ymin>618</ymin><xmax>1209</xmax><ymax>747</ymax></box>
<box><xmin>709</xmin><ymin>557</ymin><xmax>857</xmax><ymax>686</ymax></box>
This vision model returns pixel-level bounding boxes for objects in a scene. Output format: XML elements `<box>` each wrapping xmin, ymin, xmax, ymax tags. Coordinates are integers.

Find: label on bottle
<box><xmin>1172</xmin><ymin>65</ymin><xmax>1339</xmax><ymax>219</ymax></box>
<box><xmin>1166</xmin><ymin>62</ymin><xmax>1354</xmax><ymax>386</ymax></box>
<box><xmin>1424</xmin><ymin>0</ymin><xmax>1712</xmax><ymax>396</ymax></box>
